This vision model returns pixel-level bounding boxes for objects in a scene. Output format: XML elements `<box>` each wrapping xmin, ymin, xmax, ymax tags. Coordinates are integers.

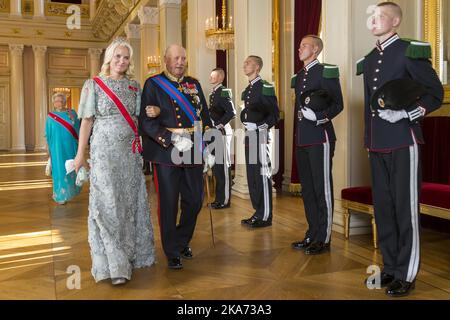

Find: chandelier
<box><xmin>147</xmin><ymin>55</ymin><xmax>161</xmax><ymax>76</ymax></box>
<box><xmin>205</xmin><ymin>0</ymin><xmax>234</xmax><ymax>51</ymax></box>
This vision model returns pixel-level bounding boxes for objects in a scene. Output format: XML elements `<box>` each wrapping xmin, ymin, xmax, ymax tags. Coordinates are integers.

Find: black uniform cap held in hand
<box><xmin>371</xmin><ymin>78</ymin><xmax>426</xmax><ymax>111</ymax></box>
<box><xmin>300</xmin><ymin>89</ymin><xmax>333</xmax><ymax>112</ymax></box>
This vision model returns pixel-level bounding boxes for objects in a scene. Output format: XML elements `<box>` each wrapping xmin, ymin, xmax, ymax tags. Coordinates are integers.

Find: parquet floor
<box><xmin>0</xmin><ymin>152</ymin><xmax>449</xmax><ymax>300</ymax></box>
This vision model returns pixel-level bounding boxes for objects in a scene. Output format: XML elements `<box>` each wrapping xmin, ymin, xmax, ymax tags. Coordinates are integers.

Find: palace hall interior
<box><xmin>0</xmin><ymin>0</ymin><xmax>449</xmax><ymax>300</ymax></box>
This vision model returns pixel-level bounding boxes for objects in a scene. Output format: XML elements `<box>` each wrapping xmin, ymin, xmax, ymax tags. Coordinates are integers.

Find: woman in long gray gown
<box><xmin>74</xmin><ymin>38</ymin><xmax>156</xmax><ymax>285</ymax></box>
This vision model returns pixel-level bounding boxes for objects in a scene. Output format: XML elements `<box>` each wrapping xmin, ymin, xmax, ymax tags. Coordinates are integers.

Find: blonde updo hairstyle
<box><xmin>99</xmin><ymin>37</ymin><xmax>135</xmax><ymax>79</ymax></box>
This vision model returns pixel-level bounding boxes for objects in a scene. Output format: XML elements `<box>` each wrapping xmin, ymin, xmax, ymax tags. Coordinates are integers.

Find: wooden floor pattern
<box><xmin>0</xmin><ymin>151</ymin><xmax>449</xmax><ymax>300</ymax></box>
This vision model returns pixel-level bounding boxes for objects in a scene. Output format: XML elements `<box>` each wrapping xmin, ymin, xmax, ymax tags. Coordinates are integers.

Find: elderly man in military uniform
<box><xmin>208</xmin><ymin>68</ymin><xmax>236</xmax><ymax>210</ymax></box>
<box><xmin>240</xmin><ymin>56</ymin><xmax>280</xmax><ymax>228</ymax></box>
<box><xmin>290</xmin><ymin>35</ymin><xmax>344</xmax><ymax>255</ymax></box>
<box><xmin>358</xmin><ymin>2</ymin><xmax>443</xmax><ymax>296</ymax></box>
<box><xmin>139</xmin><ymin>44</ymin><xmax>213</xmax><ymax>270</ymax></box>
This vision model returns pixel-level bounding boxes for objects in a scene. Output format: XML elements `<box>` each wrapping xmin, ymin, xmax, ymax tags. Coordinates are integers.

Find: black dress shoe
<box><xmin>241</xmin><ymin>216</ymin><xmax>256</xmax><ymax>225</ymax></box>
<box><xmin>291</xmin><ymin>238</ymin><xmax>312</xmax><ymax>250</ymax></box>
<box><xmin>213</xmin><ymin>203</ymin><xmax>230</xmax><ymax>210</ymax></box>
<box><xmin>247</xmin><ymin>217</ymin><xmax>272</xmax><ymax>228</ymax></box>
<box><xmin>365</xmin><ymin>272</ymin><xmax>395</xmax><ymax>288</ymax></box>
<box><xmin>180</xmin><ymin>247</ymin><xmax>193</xmax><ymax>260</ymax></box>
<box><xmin>168</xmin><ymin>257</ymin><xmax>183</xmax><ymax>269</ymax></box>
<box><xmin>304</xmin><ymin>242</ymin><xmax>330</xmax><ymax>255</ymax></box>
<box><xmin>386</xmin><ymin>280</ymin><xmax>415</xmax><ymax>297</ymax></box>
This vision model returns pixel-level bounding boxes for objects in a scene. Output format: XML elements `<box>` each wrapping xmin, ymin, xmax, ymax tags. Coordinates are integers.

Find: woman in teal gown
<box><xmin>45</xmin><ymin>92</ymin><xmax>81</xmax><ymax>204</ymax></box>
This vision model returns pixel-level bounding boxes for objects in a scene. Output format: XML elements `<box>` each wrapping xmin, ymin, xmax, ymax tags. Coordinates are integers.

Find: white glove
<box><xmin>75</xmin><ymin>166</ymin><xmax>89</xmax><ymax>187</ymax></box>
<box><xmin>203</xmin><ymin>152</ymin><xmax>216</xmax><ymax>173</ymax></box>
<box><xmin>172</xmin><ymin>134</ymin><xmax>193</xmax><ymax>152</ymax></box>
<box><xmin>45</xmin><ymin>158</ymin><xmax>51</xmax><ymax>176</ymax></box>
<box><xmin>243</xmin><ymin>122</ymin><xmax>257</xmax><ymax>131</ymax></box>
<box><xmin>258</xmin><ymin>123</ymin><xmax>269</xmax><ymax>131</ymax></box>
<box><xmin>215</xmin><ymin>123</ymin><xmax>224</xmax><ymax>130</ymax></box>
<box><xmin>378</xmin><ymin>109</ymin><xmax>408</xmax><ymax>123</ymax></box>
<box><xmin>65</xmin><ymin>159</ymin><xmax>75</xmax><ymax>175</ymax></box>
<box><xmin>302</xmin><ymin>107</ymin><xmax>317</xmax><ymax>122</ymax></box>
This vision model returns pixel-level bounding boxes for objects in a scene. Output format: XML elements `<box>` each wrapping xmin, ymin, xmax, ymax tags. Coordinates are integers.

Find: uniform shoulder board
<box><xmin>356</xmin><ymin>57</ymin><xmax>365</xmax><ymax>76</ymax></box>
<box><xmin>220</xmin><ymin>88</ymin><xmax>232</xmax><ymax>99</ymax></box>
<box><xmin>356</xmin><ymin>48</ymin><xmax>377</xmax><ymax>76</ymax></box>
<box><xmin>291</xmin><ymin>74</ymin><xmax>298</xmax><ymax>89</ymax></box>
<box><xmin>403</xmin><ymin>38</ymin><xmax>432</xmax><ymax>60</ymax></box>
<box><xmin>262</xmin><ymin>80</ymin><xmax>275</xmax><ymax>96</ymax></box>
<box><xmin>321</xmin><ymin>63</ymin><xmax>340</xmax><ymax>79</ymax></box>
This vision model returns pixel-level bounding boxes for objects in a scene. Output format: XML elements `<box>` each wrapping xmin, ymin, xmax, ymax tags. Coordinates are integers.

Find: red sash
<box><xmin>48</xmin><ymin>112</ymin><xmax>79</xmax><ymax>141</ymax></box>
<box><xmin>93</xmin><ymin>77</ymin><xmax>142</xmax><ymax>154</ymax></box>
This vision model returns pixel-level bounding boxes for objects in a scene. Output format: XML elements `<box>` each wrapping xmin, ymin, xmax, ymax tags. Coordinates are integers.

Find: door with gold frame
<box><xmin>423</xmin><ymin>0</ymin><xmax>450</xmax><ymax>114</ymax></box>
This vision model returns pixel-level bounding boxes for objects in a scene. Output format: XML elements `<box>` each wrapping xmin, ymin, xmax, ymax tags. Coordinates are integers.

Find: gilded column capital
<box><xmin>88</xmin><ymin>48</ymin><xmax>103</xmax><ymax>59</ymax></box>
<box><xmin>124</xmin><ymin>24</ymin><xmax>141</xmax><ymax>39</ymax></box>
<box><xmin>9</xmin><ymin>44</ymin><xmax>24</xmax><ymax>56</ymax></box>
<box><xmin>32</xmin><ymin>45</ymin><xmax>47</xmax><ymax>56</ymax></box>
<box><xmin>138</xmin><ymin>6</ymin><xmax>159</xmax><ymax>25</ymax></box>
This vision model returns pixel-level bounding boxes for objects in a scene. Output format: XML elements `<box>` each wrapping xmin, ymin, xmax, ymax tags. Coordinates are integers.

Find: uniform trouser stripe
<box><xmin>407</xmin><ymin>142</ymin><xmax>420</xmax><ymax>282</ymax></box>
<box><xmin>323</xmin><ymin>138</ymin><xmax>333</xmax><ymax>244</ymax></box>
<box><xmin>260</xmin><ymin>144</ymin><xmax>270</xmax><ymax>221</ymax></box>
<box><xmin>223</xmin><ymin>135</ymin><xmax>230</xmax><ymax>205</ymax></box>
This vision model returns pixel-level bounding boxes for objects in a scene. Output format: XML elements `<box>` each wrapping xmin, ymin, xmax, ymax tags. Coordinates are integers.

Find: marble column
<box><xmin>33</xmin><ymin>0</ymin><xmax>45</xmax><ymax>20</ymax></box>
<box><xmin>9</xmin><ymin>44</ymin><xmax>25</xmax><ymax>150</ymax></box>
<box><xmin>33</xmin><ymin>45</ymin><xmax>48</xmax><ymax>151</ymax></box>
<box><xmin>159</xmin><ymin>0</ymin><xmax>182</xmax><ymax>57</ymax></box>
<box><xmin>186</xmin><ymin>0</ymin><xmax>215</xmax><ymax>87</ymax></box>
<box><xmin>10</xmin><ymin>0</ymin><xmax>22</xmax><ymax>17</ymax></box>
<box><xmin>88</xmin><ymin>48</ymin><xmax>103</xmax><ymax>78</ymax></box>
<box><xmin>231</xmin><ymin>0</ymin><xmax>273</xmax><ymax>199</ymax></box>
<box><xmin>138</xmin><ymin>6</ymin><xmax>159</xmax><ymax>83</ymax></box>
<box><xmin>125</xmin><ymin>24</ymin><xmax>141</xmax><ymax>84</ymax></box>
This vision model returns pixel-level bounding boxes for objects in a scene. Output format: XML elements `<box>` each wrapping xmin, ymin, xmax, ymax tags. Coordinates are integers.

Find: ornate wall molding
<box><xmin>32</xmin><ymin>45</ymin><xmax>47</xmax><ymax>57</ymax></box>
<box><xmin>88</xmin><ymin>48</ymin><xmax>103</xmax><ymax>59</ymax></box>
<box><xmin>159</xmin><ymin>0</ymin><xmax>182</xmax><ymax>6</ymax></box>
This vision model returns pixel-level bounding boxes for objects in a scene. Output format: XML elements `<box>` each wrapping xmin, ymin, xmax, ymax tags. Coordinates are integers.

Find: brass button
<box><xmin>158</xmin><ymin>137</ymin><xmax>162</xmax><ymax>140</ymax></box>
<box><xmin>176</xmin><ymin>107</ymin><xmax>180</xmax><ymax>111</ymax></box>
<box><xmin>177</xmin><ymin>115</ymin><xmax>181</xmax><ymax>119</ymax></box>
<box><xmin>178</xmin><ymin>123</ymin><xmax>182</xmax><ymax>127</ymax></box>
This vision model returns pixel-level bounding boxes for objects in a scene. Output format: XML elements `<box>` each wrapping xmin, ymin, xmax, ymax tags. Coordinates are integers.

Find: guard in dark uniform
<box><xmin>358</xmin><ymin>2</ymin><xmax>443</xmax><ymax>297</ymax></box>
<box><xmin>291</xmin><ymin>35</ymin><xmax>344</xmax><ymax>255</ymax></box>
<box><xmin>139</xmin><ymin>44</ymin><xmax>213</xmax><ymax>270</ymax></box>
<box><xmin>208</xmin><ymin>68</ymin><xmax>236</xmax><ymax>209</ymax></box>
<box><xmin>240</xmin><ymin>55</ymin><xmax>280</xmax><ymax>228</ymax></box>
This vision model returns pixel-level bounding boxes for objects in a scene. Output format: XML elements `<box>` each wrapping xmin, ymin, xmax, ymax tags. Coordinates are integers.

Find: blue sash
<box><xmin>151</xmin><ymin>75</ymin><xmax>199</xmax><ymax>125</ymax></box>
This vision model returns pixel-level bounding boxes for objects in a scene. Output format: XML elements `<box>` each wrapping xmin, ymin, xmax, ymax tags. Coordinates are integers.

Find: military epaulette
<box><xmin>321</xmin><ymin>63</ymin><xmax>340</xmax><ymax>79</ymax></box>
<box><xmin>262</xmin><ymin>80</ymin><xmax>275</xmax><ymax>96</ymax></box>
<box><xmin>291</xmin><ymin>74</ymin><xmax>298</xmax><ymax>89</ymax></box>
<box><xmin>356</xmin><ymin>48</ymin><xmax>376</xmax><ymax>76</ymax></box>
<box><xmin>356</xmin><ymin>57</ymin><xmax>365</xmax><ymax>76</ymax></box>
<box><xmin>220</xmin><ymin>88</ymin><xmax>232</xmax><ymax>99</ymax></box>
<box><xmin>403</xmin><ymin>38</ymin><xmax>432</xmax><ymax>60</ymax></box>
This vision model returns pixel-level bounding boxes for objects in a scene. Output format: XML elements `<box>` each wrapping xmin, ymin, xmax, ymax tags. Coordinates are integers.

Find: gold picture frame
<box><xmin>423</xmin><ymin>0</ymin><xmax>450</xmax><ymax>105</ymax></box>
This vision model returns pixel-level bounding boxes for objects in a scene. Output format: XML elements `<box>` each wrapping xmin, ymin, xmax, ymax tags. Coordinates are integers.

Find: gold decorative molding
<box><xmin>423</xmin><ymin>0</ymin><xmax>450</xmax><ymax>105</ymax></box>
<box><xmin>45</xmin><ymin>3</ymin><xmax>89</xmax><ymax>18</ymax></box>
<box><xmin>0</xmin><ymin>0</ymin><xmax>10</xmax><ymax>13</ymax></box>
<box><xmin>273</xmin><ymin>0</ymin><xmax>280</xmax><ymax>97</ymax></box>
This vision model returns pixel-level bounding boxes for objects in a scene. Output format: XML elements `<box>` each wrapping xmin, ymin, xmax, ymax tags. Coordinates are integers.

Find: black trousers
<box><xmin>245</xmin><ymin>134</ymin><xmax>273</xmax><ymax>221</ymax></box>
<box><xmin>212</xmin><ymin>134</ymin><xmax>232</xmax><ymax>205</ymax></box>
<box><xmin>296</xmin><ymin>142</ymin><xmax>335</xmax><ymax>244</ymax></box>
<box><xmin>369</xmin><ymin>144</ymin><xmax>421</xmax><ymax>282</ymax></box>
<box><xmin>153</xmin><ymin>164</ymin><xmax>204</xmax><ymax>259</ymax></box>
